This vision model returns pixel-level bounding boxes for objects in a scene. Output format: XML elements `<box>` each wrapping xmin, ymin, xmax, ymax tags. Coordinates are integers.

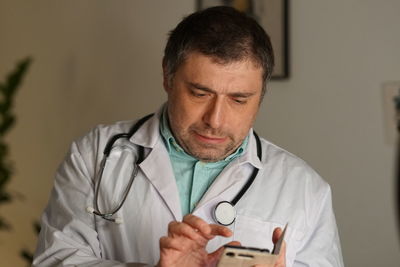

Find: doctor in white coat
<box><xmin>33</xmin><ymin>6</ymin><xmax>344</xmax><ymax>267</ymax></box>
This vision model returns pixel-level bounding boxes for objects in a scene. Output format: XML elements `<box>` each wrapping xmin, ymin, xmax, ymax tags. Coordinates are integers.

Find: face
<box><xmin>163</xmin><ymin>53</ymin><xmax>263</xmax><ymax>162</ymax></box>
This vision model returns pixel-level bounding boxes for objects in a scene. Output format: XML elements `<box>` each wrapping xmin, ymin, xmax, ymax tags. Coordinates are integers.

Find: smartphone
<box><xmin>217</xmin><ymin>245</ymin><xmax>277</xmax><ymax>267</ymax></box>
<box><xmin>217</xmin><ymin>224</ymin><xmax>287</xmax><ymax>267</ymax></box>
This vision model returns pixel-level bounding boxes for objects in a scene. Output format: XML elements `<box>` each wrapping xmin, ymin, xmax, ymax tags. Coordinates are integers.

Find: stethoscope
<box><xmin>86</xmin><ymin>114</ymin><xmax>262</xmax><ymax>226</ymax></box>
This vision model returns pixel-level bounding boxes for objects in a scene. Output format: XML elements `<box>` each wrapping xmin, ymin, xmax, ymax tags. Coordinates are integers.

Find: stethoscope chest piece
<box><xmin>213</xmin><ymin>201</ymin><xmax>236</xmax><ymax>226</ymax></box>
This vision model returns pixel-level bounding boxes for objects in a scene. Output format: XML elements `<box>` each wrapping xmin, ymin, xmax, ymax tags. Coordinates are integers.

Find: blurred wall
<box><xmin>0</xmin><ymin>0</ymin><xmax>399</xmax><ymax>266</ymax></box>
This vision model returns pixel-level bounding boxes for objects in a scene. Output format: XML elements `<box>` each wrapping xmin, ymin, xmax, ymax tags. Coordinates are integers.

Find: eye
<box><xmin>232</xmin><ymin>98</ymin><xmax>247</xmax><ymax>104</ymax></box>
<box><xmin>190</xmin><ymin>89</ymin><xmax>207</xmax><ymax>98</ymax></box>
<box><xmin>194</xmin><ymin>92</ymin><xmax>206</xmax><ymax>97</ymax></box>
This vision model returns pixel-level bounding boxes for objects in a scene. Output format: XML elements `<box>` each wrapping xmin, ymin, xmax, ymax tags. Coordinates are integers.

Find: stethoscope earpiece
<box><xmin>86</xmin><ymin>206</ymin><xmax>123</xmax><ymax>224</ymax></box>
<box><xmin>114</xmin><ymin>217</ymin><xmax>123</xmax><ymax>224</ymax></box>
<box><xmin>86</xmin><ymin>206</ymin><xmax>95</xmax><ymax>214</ymax></box>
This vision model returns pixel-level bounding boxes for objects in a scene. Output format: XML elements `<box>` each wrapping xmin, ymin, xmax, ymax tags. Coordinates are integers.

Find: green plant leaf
<box><xmin>0</xmin><ymin>57</ymin><xmax>32</xmax><ymax>234</ymax></box>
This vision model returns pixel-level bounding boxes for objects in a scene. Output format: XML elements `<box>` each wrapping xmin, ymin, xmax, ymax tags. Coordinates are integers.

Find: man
<box><xmin>34</xmin><ymin>6</ymin><xmax>344</xmax><ymax>267</ymax></box>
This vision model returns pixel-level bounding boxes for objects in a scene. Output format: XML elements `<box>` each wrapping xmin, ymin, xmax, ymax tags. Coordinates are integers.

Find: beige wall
<box><xmin>0</xmin><ymin>0</ymin><xmax>399</xmax><ymax>266</ymax></box>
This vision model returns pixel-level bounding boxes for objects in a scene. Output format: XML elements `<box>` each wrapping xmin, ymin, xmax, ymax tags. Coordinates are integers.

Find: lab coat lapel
<box><xmin>131</xmin><ymin>110</ymin><xmax>182</xmax><ymax>222</ymax></box>
<box><xmin>139</xmin><ymin>144</ymin><xmax>182</xmax><ymax>221</ymax></box>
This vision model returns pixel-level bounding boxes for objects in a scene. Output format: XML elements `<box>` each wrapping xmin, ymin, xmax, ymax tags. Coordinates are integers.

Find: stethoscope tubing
<box><xmin>90</xmin><ymin>114</ymin><xmax>152</xmax><ymax>222</ymax></box>
<box><xmin>212</xmin><ymin>132</ymin><xmax>261</xmax><ymax>226</ymax></box>
<box><xmin>230</xmin><ymin>131</ymin><xmax>261</xmax><ymax>206</ymax></box>
<box><xmin>88</xmin><ymin>113</ymin><xmax>262</xmax><ymax>226</ymax></box>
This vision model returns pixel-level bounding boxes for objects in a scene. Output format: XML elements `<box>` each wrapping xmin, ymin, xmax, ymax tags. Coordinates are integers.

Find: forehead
<box><xmin>181</xmin><ymin>52</ymin><xmax>261</xmax><ymax>70</ymax></box>
<box><xmin>177</xmin><ymin>52</ymin><xmax>263</xmax><ymax>91</ymax></box>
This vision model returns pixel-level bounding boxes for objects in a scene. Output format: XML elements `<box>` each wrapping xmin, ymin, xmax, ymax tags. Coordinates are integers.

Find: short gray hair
<box><xmin>163</xmin><ymin>6</ymin><xmax>274</xmax><ymax>98</ymax></box>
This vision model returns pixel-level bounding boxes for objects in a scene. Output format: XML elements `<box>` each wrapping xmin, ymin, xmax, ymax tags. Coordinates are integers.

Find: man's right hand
<box><xmin>156</xmin><ymin>214</ymin><xmax>233</xmax><ymax>267</ymax></box>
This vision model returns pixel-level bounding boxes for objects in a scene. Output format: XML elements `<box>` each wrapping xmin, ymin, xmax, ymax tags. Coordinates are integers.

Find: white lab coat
<box><xmin>33</xmin><ymin>109</ymin><xmax>344</xmax><ymax>267</ymax></box>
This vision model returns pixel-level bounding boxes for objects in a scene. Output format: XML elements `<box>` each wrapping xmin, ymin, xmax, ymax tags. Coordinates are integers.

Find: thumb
<box><xmin>225</xmin><ymin>240</ymin><xmax>242</xmax><ymax>247</ymax></box>
<box><xmin>272</xmin><ymin>227</ymin><xmax>283</xmax><ymax>244</ymax></box>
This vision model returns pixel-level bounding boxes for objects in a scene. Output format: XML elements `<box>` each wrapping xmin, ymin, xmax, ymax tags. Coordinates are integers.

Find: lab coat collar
<box><xmin>129</xmin><ymin>105</ymin><xmax>263</xmax><ymax>171</ymax></box>
<box><xmin>234</xmin><ymin>128</ymin><xmax>263</xmax><ymax>170</ymax></box>
<box><xmin>128</xmin><ymin>106</ymin><xmax>263</xmax><ymax>221</ymax></box>
<box><xmin>128</xmin><ymin>106</ymin><xmax>163</xmax><ymax>148</ymax></box>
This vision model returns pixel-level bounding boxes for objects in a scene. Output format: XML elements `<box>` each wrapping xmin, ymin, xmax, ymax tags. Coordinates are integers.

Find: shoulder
<box><xmin>73</xmin><ymin>120</ymin><xmax>136</xmax><ymax>154</ymax></box>
<box><xmin>258</xmin><ymin>137</ymin><xmax>330</xmax><ymax>196</ymax></box>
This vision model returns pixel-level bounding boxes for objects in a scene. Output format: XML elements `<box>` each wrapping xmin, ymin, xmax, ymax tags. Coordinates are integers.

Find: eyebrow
<box><xmin>188</xmin><ymin>82</ymin><xmax>257</xmax><ymax>98</ymax></box>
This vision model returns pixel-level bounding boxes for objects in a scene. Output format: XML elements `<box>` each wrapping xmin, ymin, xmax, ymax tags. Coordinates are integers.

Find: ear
<box><xmin>162</xmin><ymin>62</ymin><xmax>171</xmax><ymax>93</ymax></box>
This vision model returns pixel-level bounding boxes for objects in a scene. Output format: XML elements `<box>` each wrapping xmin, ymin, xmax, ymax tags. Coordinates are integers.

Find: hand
<box><xmin>253</xmin><ymin>227</ymin><xmax>286</xmax><ymax>267</ymax></box>
<box><xmin>157</xmin><ymin>214</ymin><xmax>233</xmax><ymax>267</ymax></box>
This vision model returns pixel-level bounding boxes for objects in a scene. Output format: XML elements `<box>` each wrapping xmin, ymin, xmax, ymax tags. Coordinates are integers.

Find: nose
<box><xmin>202</xmin><ymin>97</ymin><xmax>225</xmax><ymax>129</ymax></box>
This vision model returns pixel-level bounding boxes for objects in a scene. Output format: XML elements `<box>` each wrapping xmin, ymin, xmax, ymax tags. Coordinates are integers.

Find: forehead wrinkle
<box><xmin>188</xmin><ymin>82</ymin><xmax>215</xmax><ymax>93</ymax></box>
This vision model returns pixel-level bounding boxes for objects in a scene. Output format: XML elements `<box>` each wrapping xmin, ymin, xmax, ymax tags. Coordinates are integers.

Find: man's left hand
<box><xmin>253</xmin><ymin>227</ymin><xmax>286</xmax><ymax>267</ymax></box>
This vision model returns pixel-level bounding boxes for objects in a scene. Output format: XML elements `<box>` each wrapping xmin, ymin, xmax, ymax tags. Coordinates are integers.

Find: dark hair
<box><xmin>163</xmin><ymin>6</ymin><xmax>274</xmax><ymax>97</ymax></box>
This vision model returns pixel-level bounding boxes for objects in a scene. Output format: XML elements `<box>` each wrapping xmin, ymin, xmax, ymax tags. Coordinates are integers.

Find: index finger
<box><xmin>209</xmin><ymin>223</ymin><xmax>232</xmax><ymax>238</ymax></box>
<box><xmin>183</xmin><ymin>214</ymin><xmax>232</xmax><ymax>239</ymax></box>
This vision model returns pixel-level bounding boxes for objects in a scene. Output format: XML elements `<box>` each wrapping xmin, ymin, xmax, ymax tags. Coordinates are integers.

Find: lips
<box><xmin>194</xmin><ymin>132</ymin><xmax>227</xmax><ymax>144</ymax></box>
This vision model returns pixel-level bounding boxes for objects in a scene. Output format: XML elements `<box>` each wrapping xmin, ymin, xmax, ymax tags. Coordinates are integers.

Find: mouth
<box><xmin>194</xmin><ymin>132</ymin><xmax>227</xmax><ymax>144</ymax></box>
